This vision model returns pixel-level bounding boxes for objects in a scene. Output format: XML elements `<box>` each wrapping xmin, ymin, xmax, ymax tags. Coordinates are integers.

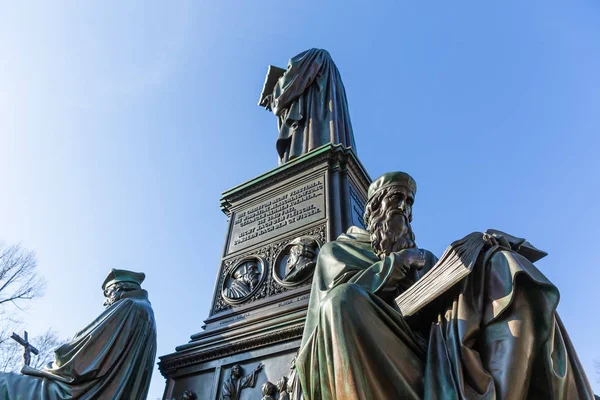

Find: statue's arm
<box><xmin>347</xmin><ymin>250</ymin><xmax>417</xmax><ymax>295</ymax></box>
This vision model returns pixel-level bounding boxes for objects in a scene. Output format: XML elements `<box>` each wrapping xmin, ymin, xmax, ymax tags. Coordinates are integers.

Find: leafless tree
<box><xmin>0</xmin><ymin>242</ymin><xmax>45</xmax><ymax>312</ymax></box>
<box><xmin>0</xmin><ymin>328</ymin><xmax>66</xmax><ymax>372</ymax></box>
<box><xmin>0</xmin><ymin>242</ymin><xmax>51</xmax><ymax>371</ymax></box>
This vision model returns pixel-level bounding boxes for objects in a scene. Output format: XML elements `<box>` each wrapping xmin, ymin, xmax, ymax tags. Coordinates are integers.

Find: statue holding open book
<box><xmin>258</xmin><ymin>48</ymin><xmax>356</xmax><ymax>165</ymax></box>
<box><xmin>292</xmin><ymin>171</ymin><xmax>596</xmax><ymax>399</ymax></box>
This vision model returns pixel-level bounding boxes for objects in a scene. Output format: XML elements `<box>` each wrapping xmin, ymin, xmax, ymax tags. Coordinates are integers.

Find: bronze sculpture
<box><xmin>276</xmin><ymin>376</ymin><xmax>290</xmax><ymax>400</ymax></box>
<box><xmin>283</xmin><ymin>236</ymin><xmax>318</xmax><ymax>284</ymax></box>
<box><xmin>0</xmin><ymin>268</ymin><xmax>157</xmax><ymax>399</ymax></box>
<box><xmin>294</xmin><ymin>171</ymin><xmax>595</xmax><ymax>399</ymax></box>
<box><xmin>221</xmin><ymin>363</ymin><xmax>263</xmax><ymax>400</ymax></box>
<box><xmin>261</xmin><ymin>381</ymin><xmax>277</xmax><ymax>400</ymax></box>
<box><xmin>259</xmin><ymin>48</ymin><xmax>356</xmax><ymax>164</ymax></box>
<box><xmin>225</xmin><ymin>261</ymin><xmax>260</xmax><ymax>299</ymax></box>
<box><xmin>10</xmin><ymin>331</ymin><xmax>39</xmax><ymax>367</ymax></box>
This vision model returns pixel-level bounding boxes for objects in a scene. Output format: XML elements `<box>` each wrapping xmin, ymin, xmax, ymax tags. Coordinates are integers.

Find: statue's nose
<box><xmin>398</xmin><ymin>200</ymin><xmax>406</xmax><ymax>212</ymax></box>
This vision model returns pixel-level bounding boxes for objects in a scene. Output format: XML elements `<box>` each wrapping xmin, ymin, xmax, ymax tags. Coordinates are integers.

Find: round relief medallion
<box><xmin>273</xmin><ymin>236</ymin><xmax>321</xmax><ymax>288</ymax></box>
<box><xmin>221</xmin><ymin>256</ymin><xmax>266</xmax><ymax>305</ymax></box>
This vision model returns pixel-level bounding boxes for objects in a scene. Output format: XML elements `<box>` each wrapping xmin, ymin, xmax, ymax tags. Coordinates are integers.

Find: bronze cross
<box><xmin>11</xmin><ymin>331</ymin><xmax>39</xmax><ymax>367</ymax></box>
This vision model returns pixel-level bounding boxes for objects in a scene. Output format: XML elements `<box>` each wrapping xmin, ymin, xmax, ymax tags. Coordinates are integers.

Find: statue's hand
<box><xmin>483</xmin><ymin>232</ymin><xmax>511</xmax><ymax>250</ymax></box>
<box><xmin>395</xmin><ymin>248</ymin><xmax>426</xmax><ymax>271</ymax></box>
<box><xmin>261</xmin><ymin>95</ymin><xmax>273</xmax><ymax>111</ymax></box>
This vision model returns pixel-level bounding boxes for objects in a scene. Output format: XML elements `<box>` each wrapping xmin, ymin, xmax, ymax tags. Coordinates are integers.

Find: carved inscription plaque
<box><xmin>228</xmin><ymin>177</ymin><xmax>325</xmax><ymax>253</ymax></box>
<box><xmin>350</xmin><ymin>189</ymin><xmax>366</xmax><ymax>229</ymax></box>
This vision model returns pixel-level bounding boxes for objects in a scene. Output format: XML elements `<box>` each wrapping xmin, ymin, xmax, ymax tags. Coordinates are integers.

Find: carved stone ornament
<box><xmin>272</xmin><ymin>236</ymin><xmax>320</xmax><ymax>288</ymax></box>
<box><xmin>181</xmin><ymin>390</ymin><xmax>197</xmax><ymax>400</ymax></box>
<box><xmin>261</xmin><ymin>381</ymin><xmax>276</xmax><ymax>400</ymax></box>
<box><xmin>221</xmin><ymin>363</ymin><xmax>263</xmax><ymax>400</ymax></box>
<box><xmin>221</xmin><ymin>256</ymin><xmax>267</xmax><ymax>305</ymax></box>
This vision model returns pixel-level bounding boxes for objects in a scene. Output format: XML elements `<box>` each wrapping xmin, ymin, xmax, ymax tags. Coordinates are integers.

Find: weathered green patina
<box><xmin>262</xmin><ymin>48</ymin><xmax>356</xmax><ymax>165</ymax></box>
<box><xmin>0</xmin><ymin>269</ymin><xmax>157</xmax><ymax>400</ymax></box>
<box><xmin>294</xmin><ymin>172</ymin><xmax>595</xmax><ymax>399</ymax></box>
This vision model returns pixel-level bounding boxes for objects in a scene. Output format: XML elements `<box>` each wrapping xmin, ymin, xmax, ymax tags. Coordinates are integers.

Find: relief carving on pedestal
<box><xmin>276</xmin><ymin>376</ymin><xmax>290</xmax><ymax>400</ymax></box>
<box><xmin>272</xmin><ymin>236</ymin><xmax>320</xmax><ymax>288</ymax></box>
<box><xmin>221</xmin><ymin>363</ymin><xmax>263</xmax><ymax>400</ymax></box>
<box><xmin>213</xmin><ymin>225</ymin><xmax>325</xmax><ymax>314</ymax></box>
<box><xmin>221</xmin><ymin>256</ymin><xmax>267</xmax><ymax>306</ymax></box>
<box><xmin>261</xmin><ymin>381</ymin><xmax>276</xmax><ymax>400</ymax></box>
<box><xmin>261</xmin><ymin>354</ymin><xmax>301</xmax><ymax>400</ymax></box>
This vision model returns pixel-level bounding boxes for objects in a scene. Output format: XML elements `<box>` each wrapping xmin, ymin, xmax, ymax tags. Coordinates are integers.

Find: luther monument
<box><xmin>158</xmin><ymin>48</ymin><xmax>595</xmax><ymax>399</ymax></box>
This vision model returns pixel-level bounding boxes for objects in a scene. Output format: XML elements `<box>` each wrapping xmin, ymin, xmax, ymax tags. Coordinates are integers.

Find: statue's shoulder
<box><xmin>337</xmin><ymin>226</ymin><xmax>370</xmax><ymax>242</ymax></box>
<box><xmin>318</xmin><ymin>226</ymin><xmax>372</xmax><ymax>259</ymax></box>
<box><xmin>119</xmin><ymin>291</ymin><xmax>155</xmax><ymax>316</ymax></box>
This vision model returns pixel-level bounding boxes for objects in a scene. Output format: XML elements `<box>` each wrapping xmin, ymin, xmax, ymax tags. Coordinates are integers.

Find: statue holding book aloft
<box><xmin>259</xmin><ymin>48</ymin><xmax>356</xmax><ymax>164</ymax></box>
<box><xmin>293</xmin><ymin>171</ymin><xmax>596</xmax><ymax>399</ymax></box>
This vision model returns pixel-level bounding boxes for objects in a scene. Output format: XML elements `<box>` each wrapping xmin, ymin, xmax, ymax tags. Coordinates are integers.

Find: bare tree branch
<box><xmin>0</xmin><ymin>242</ymin><xmax>53</xmax><ymax>372</ymax></box>
<box><xmin>0</xmin><ymin>243</ymin><xmax>45</xmax><ymax>307</ymax></box>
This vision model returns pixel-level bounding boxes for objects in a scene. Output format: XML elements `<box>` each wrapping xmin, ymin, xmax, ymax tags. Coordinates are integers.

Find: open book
<box><xmin>257</xmin><ymin>65</ymin><xmax>286</xmax><ymax>109</ymax></box>
<box><xmin>396</xmin><ymin>230</ymin><xmax>547</xmax><ymax>317</ymax></box>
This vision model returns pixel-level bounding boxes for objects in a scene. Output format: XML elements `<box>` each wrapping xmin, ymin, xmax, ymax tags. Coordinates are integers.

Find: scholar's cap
<box><xmin>367</xmin><ymin>171</ymin><xmax>417</xmax><ymax>203</ymax></box>
<box><xmin>102</xmin><ymin>269</ymin><xmax>145</xmax><ymax>291</ymax></box>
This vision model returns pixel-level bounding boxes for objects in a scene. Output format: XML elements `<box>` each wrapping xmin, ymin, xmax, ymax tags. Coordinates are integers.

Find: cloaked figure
<box><xmin>225</xmin><ymin>262</ymin><xmax>260</xmax><ymax>299</ymax></box>
<box><xmin>283</xmin><ymin>236</ymin><xmax>319</xmax><ymax>284</ymax></box>
<box><xmin>0</xmin><ymin>269</ymin><xmax>157</xmax><ymax>399</ymax></box>
<box><xmin>259</xmin><ymin>48</ymin><xmax>356</xmax><ymax>164</ymax></box>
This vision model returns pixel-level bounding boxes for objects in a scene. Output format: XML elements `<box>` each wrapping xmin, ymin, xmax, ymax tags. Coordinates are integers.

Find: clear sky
<box><xmin>1</xmin><ymin>1</ymin><xmax>599</xmax><ymax>398</ymax></box>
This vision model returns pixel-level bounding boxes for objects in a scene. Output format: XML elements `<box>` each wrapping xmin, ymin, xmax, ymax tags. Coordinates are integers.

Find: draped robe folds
<box><xmin>227</xmin><ymin>280</ymin><xmax>252</xmax><ymax>299</ymax></box>
<box><xmin>0</xmin><ymin>289</ymin><xmax>157</xmax><ymax>400</ymax></box>
<box><xmin>295</xmin><ymin>227</ymin><xmax>595</xmax><ymax>400</ymax></box>
<box><xmin>271</xmin><ymin>48</ymin><xmax>356</xmax><ymax>164</ymax></box>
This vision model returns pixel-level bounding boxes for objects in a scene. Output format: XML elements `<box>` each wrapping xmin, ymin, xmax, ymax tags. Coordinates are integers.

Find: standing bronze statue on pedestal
<box><xmin>259</xmin><ymin>48</ymin><xmax>356</xmax><ymax>164</ymax></box>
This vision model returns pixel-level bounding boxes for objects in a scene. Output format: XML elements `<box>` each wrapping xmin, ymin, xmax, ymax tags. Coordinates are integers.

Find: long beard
<box><xmin>369</xmin><ymin>209</ymin><xmax>416</xmax><ymax>258</ymax></box>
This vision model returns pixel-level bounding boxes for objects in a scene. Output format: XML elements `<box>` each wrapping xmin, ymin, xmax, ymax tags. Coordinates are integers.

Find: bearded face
<box><xmin>286</xmin><ymin>245</ymin><xmax>302</xmax><ymax>270</ymax></box>
<box><xmin>364</xmin><ymin>187</ymin><xmax>416</xmax><ymax>258</ymax></box>
<box><xmin>245</xmin><ymin>265</ymin><xmax>260</xmax><ymax>289</ymax></box>
<box><xmin>103</xmin><ymin>282</ymin><xmax>140</xmax><ymax>307</ymax></box>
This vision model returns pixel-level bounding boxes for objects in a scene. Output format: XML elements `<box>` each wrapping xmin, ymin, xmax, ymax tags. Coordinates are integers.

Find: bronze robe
<box><xmin>0</xmin><ymin>289</ymin><xmax>157</xmax><ymax>400</ymax></box>
<box><xmin>296</xmin><ymin>227</ymin><xmax>595</xmax><ymax>400</ymax></box>
<box><xmin>271</xmin><ymin>48</ymin><xmax>356</xmax><ymax>164</ymax></box>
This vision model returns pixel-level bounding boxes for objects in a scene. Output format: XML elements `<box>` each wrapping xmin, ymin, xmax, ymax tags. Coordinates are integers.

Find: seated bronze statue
<box><xmin>0</xmin><ymin>269</ymin><xmax>157</xmax><ymax>399</ymax></box>
<box><xmin>294</xmin><ymin>172</ymin><xmax>595</xmax><ymax>399</ymax></box>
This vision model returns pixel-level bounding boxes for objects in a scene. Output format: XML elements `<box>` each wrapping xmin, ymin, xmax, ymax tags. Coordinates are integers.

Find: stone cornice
<box><xmin>158</xmin><ymin>325</ymin><xmax>304</xmax><ymax>378</ymax></box>
<box><xmin>220</xmin><ymin>144</ymin><xmax>368</xmax><ymax>215</ymax></box>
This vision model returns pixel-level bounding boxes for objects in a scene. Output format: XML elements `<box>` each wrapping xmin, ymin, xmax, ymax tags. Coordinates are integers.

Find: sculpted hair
<box><xmin>113</xmin><ymin>282</ymin><xmax>141</xmax><ymax>292</ymax></box>
<box><xmin>364</xmin><ymin>187</ymin><xmax>416</xmax><ymax>258</ymax></box>
<box><xmin>364</xmin><ymin>189</ymin><xmax>388</xmax><ymax>230</ymax></box>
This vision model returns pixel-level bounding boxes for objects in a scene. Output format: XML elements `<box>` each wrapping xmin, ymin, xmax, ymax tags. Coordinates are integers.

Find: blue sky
<box><xmin>1</xmin><ymin>1</ymin><xmax>599</xmax><ymax>398</ymax></box>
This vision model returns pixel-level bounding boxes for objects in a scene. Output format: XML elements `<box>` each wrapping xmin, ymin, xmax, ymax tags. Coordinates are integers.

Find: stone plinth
<box><xmin>159</xmin><ymin>144</ymin><xmax>370</xmax><ymax>400</ymax></box>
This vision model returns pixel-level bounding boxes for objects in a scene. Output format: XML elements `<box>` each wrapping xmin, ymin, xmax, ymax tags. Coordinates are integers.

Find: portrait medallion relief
<box><xmin>273</xmin><ymin>236</ymin><xmax>320</xmax><ymax>288</ymax></box>
<box><xmin>221</xmin><ymin>256</ymin><xmax>266</xmax><ymax>305</ymax></box>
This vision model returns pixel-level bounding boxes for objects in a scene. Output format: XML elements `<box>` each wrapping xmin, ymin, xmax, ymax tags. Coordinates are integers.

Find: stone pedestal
<box><xmin>159</xmin><ymin>144</ymin><xmax>370</xmax><ymax>400</ymax></box>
